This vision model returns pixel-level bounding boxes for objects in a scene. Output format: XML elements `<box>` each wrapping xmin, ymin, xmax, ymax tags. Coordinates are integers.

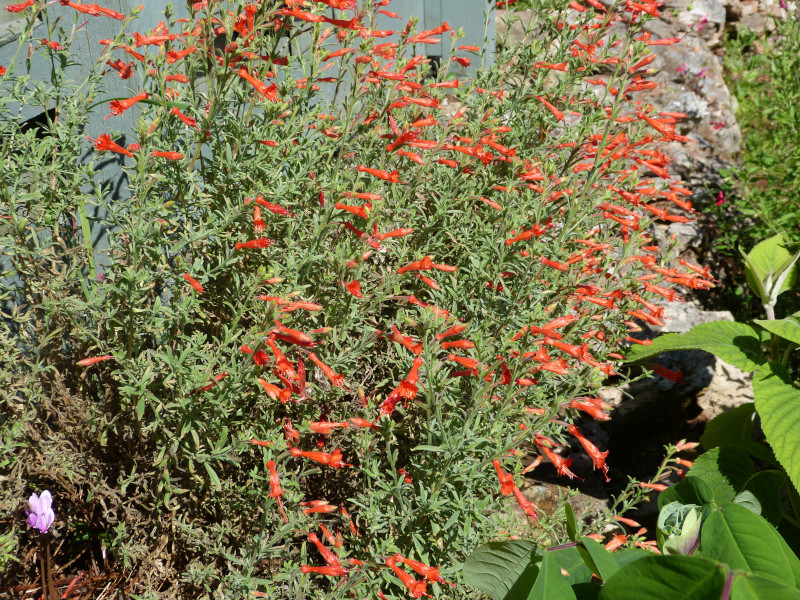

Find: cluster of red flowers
<box><xmin>55</xmin><ymin>0</ymin><xmax>707</xmax><ymax>591</ymax></box>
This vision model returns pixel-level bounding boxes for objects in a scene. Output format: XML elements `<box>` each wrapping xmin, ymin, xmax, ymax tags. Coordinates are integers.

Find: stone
<box><xmin>495</xmin><ymin>9</ymin><xmax>536</xmax><ymax>48</ymax></box>
<box><xmin>635</xmin><ymin>31</ymin><xmax>742</xmax><ymax>202</ymax></box>
<box><xmin>604</xmin><ymin>302</ymin><xmax>754</xmax><ymax>437</ymax></box>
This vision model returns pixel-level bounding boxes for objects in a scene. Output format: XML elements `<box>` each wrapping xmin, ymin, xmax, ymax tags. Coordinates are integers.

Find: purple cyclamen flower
<box><xmin>26</xmin><ymin>490</ymin><xmax>55</xmax><ymax>534</ymax></box>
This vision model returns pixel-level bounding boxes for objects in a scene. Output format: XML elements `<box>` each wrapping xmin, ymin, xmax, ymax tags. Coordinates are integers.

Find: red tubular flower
<box><xmin>568</xmin><ymin>425</ymin><xmax>610</xmax><ymax>481</ymax></box>
<box><xmin>357</xmin><ymin>164</ymin><xmax>404</xmax><ymax>183</ymax></box>
<box><xmin>91</xmin><ymin>133</ymin><xmax>134</xmax><ymax>157</ymax></box>
<box><xmin>391</xmin><ymin>326</ymin><xmax>423</xmax><ymax>356</ymax></box>
<box><xmin>300</xmin><ymin>565</ymin><xmax>348</xmax><ymax>577</ymax></box>
<box><xmin>238</xmin><ymin>68</ymin><xmax>279</xmax><ymax>101</ymax></box>
<box><xmin>183</xmin><ymin>273</ymin><xmax>203</xmax><ymax>293</ymax></box>
<box><xmin>535</xmin><ymin>435</ymin><xmax>581</xmax><ymax>480</ymax></box>
<box><xmin>375</xmin><ymin>228</ymin><xmax>414</xmax><ymax>242</ymax></box>
<box><xmin>76</xmin><ymin>354</ymin><xmax>113</xmax><ymax>367</ymax></box>
<box><xmin>307</xmin><ymin>352</ymin><xmax>347</xmax><ymax>388</ymax></box>
<box><xmin>308</xmin><ymin>532</ymin><xmax>341</xmax><ymax>566</ymax></box>
<box><xmin>308</xmin><ymin>421</ymin><xmax>349</xmax><ymax>435</ymax></box>
<box><xmin>537</xmin><ymin>96</ymin><xmax>565</xmax><ymax>120</ymax></box>
<box><xmin>270</xmin><ymin>323</ymin><xmax>314</xmax><ymax>347</ymax></box>
<box><xmin>5</xmin><ymin>0</ymin><xmax>35</xmax><ymax>13</ymax></box>
<box><xmin>492</xmin><ymin>460</ymin><xmax>515</xmax><ymax>495</ymax></box>
<box><xmin>640</xmin><ymin>482</ymin><xmax>668</xmax><ymax>491</ymax></box>
<box><xmin>266</xmin><ymin>460</ymin><xmax>287</xmax><ymax>522</ymax></box>
<box><xmin>395</xmin><ymin>554</ymin><xmax>455</xmax><ymax>587</ymax></box>
<box><xmin>108</xmin><ymin>90</ymin><xmax>148</xmax><ymax>116</ymax></box>
<box><xmin>343</xmin><ymin>280</ymin><xmax>363</xmax><ymax>298</ymax></box>
<box><xmin>106</xmin><ymin>59</ymin><xmax>133</xmax><ymax>79</ymax></box>
<box><xmin>650</xmin><ymin>364</ymin><xmax>686</xmax><ymax>383</ymax></box>
<box><xmin>378</xmin><ymin>357</ymin><xmax>424</xmax><ymax>417</ymax></box>
<box><xmin>335</xmin><ymin>202</ymin><xmax>370</xmax><ymax>219</ymax></box>
<box><xmin>165</xmin><ymin>46</ymin><xmax>196</xmax><ymax>63</ymax></box>
<box><xmin>289</xmin><ymin>447</ymin><xmax>350</xmax><ymax>468</ymax></box>
<box><xmin>133</xmin><ymin>31</ymin><xmax>176</xmax><ymax>46</ymax></box>
<box><xmin>153</xmin><ymin>150</ymin><xmax>183</xmax><ymax>160</ymax></box>
<box><xmin>385</xmin><ymin>556</ymin><xmax>428</xmax><ymax>598</ymax></box>
<box><xmin>234</xmin><ymin>238</ymin><xmax>274</xmax><ymax>250</ymax></box>
<box><xmin>258</xmin><ymin>379</ymin><xmax>291</xmax><ymax>404</ymax></box>
<box><xmin>171</xmin><ymin>106</ymin><xmax>198</xmax><ymax>128</ymax></box>
<box><xmin>436</xmin><ymin>322</ymin><xmax>467</xmax><ymax>340</ymax></box>
<box><xmin>512</xmin><ymin>486</ymin><xmax>539</xmax><ymax>523</ymax></box>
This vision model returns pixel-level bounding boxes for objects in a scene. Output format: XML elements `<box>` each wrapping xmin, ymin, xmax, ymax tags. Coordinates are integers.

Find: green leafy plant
<box><xmin>709</xmin><ymin>8</ymin><xmax>800</xmax><ymax>319</ymax></box>
<box><xmin>0</xmin><ymin>0</ymin><xmax>707</xmax><ymax>597</ymax></box>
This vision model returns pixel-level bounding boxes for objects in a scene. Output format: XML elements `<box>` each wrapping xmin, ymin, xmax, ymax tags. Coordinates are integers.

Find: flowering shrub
<box><xmin>0</xmin><ymin>0</ymin><xmax>703</xmax><ymax>596</ymax></box>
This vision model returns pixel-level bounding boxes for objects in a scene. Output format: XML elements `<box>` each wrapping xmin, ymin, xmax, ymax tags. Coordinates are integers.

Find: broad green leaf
<box><xmin>464</xmin><ymin>541</ymin><xmax>540</xmax><ymax>600</ymax></box>
<box><xmin>578</xmin><ymin>538</ymin><xmax>647</xmax><ymax>583</ymax></box>
<box><xmin>700</xmin><ymin>403</ymin><xmax>756</xmax><ymax>450</ymax></box>
<box><xmin>742</xmin><ymin>471</ymin><xmax>784</xmax><ymax>525</ymax></box>
<box><xmin>754</xmin><ymin>313</ymin><xmax>800</xmax><ymax>347</ymax></box>
<box><xmin>742</xmin><ymin>234</ymin><xmax>798</xmax><ymax>302</ymax></box>
<box><xmin>658</xmin><ymin>476</ymin><xmax>715</xmax><ymax>510</ymax></box>
<box><xmin>580</xmin><ymin>537</ymin><xmax>622</xmax><ymax>581</ymax></box>
<box><xmin>624</xmin><ymin>321</ymin><xmax>765</xmax><ymax>372</ymax></box>
<box><xmin>530</xmin><ymin>550</ymin><xmax>576</xmax><ymax>600</ymax></box>
<box><xmin>689</xmin><ymin>446</ymin><xmax>755</xmax><ymax>504</ymax></box>
<box><xmin>699</xmin><ymin>504</ymin><xmax>794</xmax><ymax>587</ymax></box>
<box><xmin>730</xmin><ymin>573</ymin><xmax>800</xmax><ymax>600</ymax></box>
<box><xmin>551</xmin><ymin>545</ymin><xmax>593</xmax><ymax>585</ymax></box>
<box><xmin>598</xmin><ymin>555</ymin><xmax>725</xmax><ymax>600</ymax></box>
<box><xmin>753</xmin><ymin>362</ymin><xmax>800</xmax><ymax>495</ymax></box>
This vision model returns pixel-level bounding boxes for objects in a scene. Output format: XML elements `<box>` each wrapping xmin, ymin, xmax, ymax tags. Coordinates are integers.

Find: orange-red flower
<box><xmin>289</xmin><ymin>447</ymin><xmax>350</xmax><ymax>468</ymax></box>
<box><xmin>385</xmin><ymin>556</ymin><xmax>428</xmax><ymax>598</ymax></box>
<box><xmin>568</xmin><ymin>425</ymin><xmax>610</xmax><ymax>481</ymax></box>
<box><xmin>108</xmin><ymin>91</ymin><xmax>148</xmax><ymax>117</ymax></box>
<box><xmin>91</xmin><ymin>134</ymin><xmax>134</xmax><ymax>157</ymax></box>
<box><xmin>183</xmin><ymin>273</ymin><xmax>203</xmax><ymax>293</ymax></box>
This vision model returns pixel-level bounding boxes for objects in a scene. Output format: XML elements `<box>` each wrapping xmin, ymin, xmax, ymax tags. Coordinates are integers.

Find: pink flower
<box><xmin>26</xmin><ymin>490</ymin><xmax>55</xmax><ymax>533</ymax></box>
<box><xmin>716</xmin><ymin>190</ymin><xmax>727</xmax><ymax>206</ymax></box>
